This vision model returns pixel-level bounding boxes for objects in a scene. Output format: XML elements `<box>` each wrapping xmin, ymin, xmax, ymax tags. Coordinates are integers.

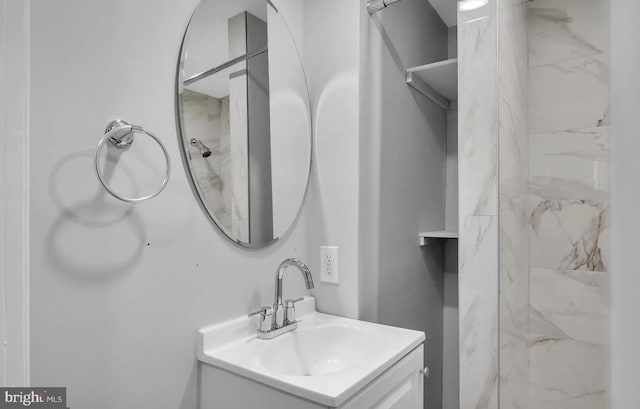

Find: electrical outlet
<box><xmin>320</xmin><ymin>246</ymin><xmax>340</xmax><ymax>284</ymax></box>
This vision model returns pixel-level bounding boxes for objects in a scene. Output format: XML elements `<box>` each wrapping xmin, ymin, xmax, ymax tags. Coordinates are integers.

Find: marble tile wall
<box><xmin>459</xmin><ymin>0</ymin><xmax>529</xmax><ymax>407</ymax></box>
<box><xmin>527</xmin><ymin>0</ymin><xmax>610</xmax><ymax>408</ymax></box>
<box><xmin>458</xmin><ymin>2</ymin><xmax>500</xmax><ymax>408</ymax></box>
<box><xmin>498</xmin><ymin>1</ymin><xmax>529</xmax><ymax>408</ymax></box>
<box><xmin>459</xmin><ymin>216</ymin><xmax>499</xmax><ymax>409</ymax></box>
<box><xmin>181</xmin><ymin>89</ymin><xmax>236</xmax><ymax>235</ymax></box>
<box><xmin>460</xmin><ymin>0</ymin><xmax>609</xmax><ymax>407</ymax></box>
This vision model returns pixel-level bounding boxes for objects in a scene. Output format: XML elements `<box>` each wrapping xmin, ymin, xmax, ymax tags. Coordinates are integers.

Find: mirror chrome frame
<box><xmin>174</xmin><ymin>0</ymin><xmax>313</xmax><ymax>249</ymax></box>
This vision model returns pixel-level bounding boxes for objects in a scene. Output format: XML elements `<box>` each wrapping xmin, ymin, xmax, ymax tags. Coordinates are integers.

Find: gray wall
<box><xmin>0</xmin><ymin>0</ymin><xmax>30</xmax><ymax>386</ymax></box>
<box><xmin>443</xmin><ymin>29</ymin><xmax>459</xmax><ymax>409</ymax></box>
<box><xmin>442</xmin><ymin>240</ymin><xmax>458</xmax><ymax>409</ymax></box>
<box><xmin>358</xmin><ymin>1</ymin><xmax>449</xmax><ymax>408</ymax></box>
<box><xmin>611</xmin><ymin>0</ymin><xmax>640</xmax><ymax>407</ymax></box>
<box><xmin>246</xmin><ymin>11</ymin><xmax>274</xmax><ymax>244</ymax></box>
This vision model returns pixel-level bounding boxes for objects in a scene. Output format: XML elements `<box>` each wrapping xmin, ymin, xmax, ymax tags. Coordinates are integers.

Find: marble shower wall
<box><xmin>460</xmin><ymin>0</ymin><xmax>609</xmax><ymax>407</ymax></box>
<box><xmin>180</xmin><ymin>89</ymin><xmax>236</xmax><ymax>234</ymax></box>
<box><xmin>498</xmin><ymin>1</ymin><xmax>529</xmax><ymax>409</ymax></box>
<box><xmin>459</xmin><ymin>0</ymin><xmax>529</xmax><ymax>408</ymax></box>
<box><xmin>528</xmin><ymin>0</ymin><xmax>610</xmax><ymax>408</ymax></box>
<box><xmin>458</xmin><ymin>2</ymin><xmax>499</xmax><ymax>408</ymax></box>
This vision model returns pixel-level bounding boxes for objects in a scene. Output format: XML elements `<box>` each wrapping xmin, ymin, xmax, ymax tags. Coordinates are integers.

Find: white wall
<box><xmin>611</xmin><ymin>0</ymin><xmax>640</xmax><ymax>407</ymax></box>
<box><xmin>267</xmin><ymin>0</ymin><xmax>312</xmax><ymax>239</ymax></box>
<box><xmin>305</xmin><ymin>0</ymin><xmax>361</xmax><ymax>319</ymax></box>
<box><xmin>28</xmin><ymin>1</ymin><xmax>313</xmax><ymax>407</ymax></box>
<box><xmin>20</xmin><ymin>1</ymin><xmax>454</xmax><ymax>407</ymax></box>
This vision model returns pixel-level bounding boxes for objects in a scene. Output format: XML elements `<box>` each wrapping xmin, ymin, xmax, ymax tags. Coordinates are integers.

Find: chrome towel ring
<box><xmin>94</xmin><ymin>119</ymin><xmax>171</xmax><ymax>203</ymax></box>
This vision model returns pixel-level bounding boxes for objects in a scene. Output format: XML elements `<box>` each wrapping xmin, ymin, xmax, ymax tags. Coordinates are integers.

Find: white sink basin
<box><xmin>197</xmin><ymin>297</ymin><xmax>425</xmax><ymax>407</ymax></box>
<box><xmin>257</xmin><ymin>321</ymin><xmax>391</xmax><ymax>377</ymax></box>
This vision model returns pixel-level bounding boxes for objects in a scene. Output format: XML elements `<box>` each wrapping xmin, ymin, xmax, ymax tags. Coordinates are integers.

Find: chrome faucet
<box><xmin>273</xmin><ymin>258</ymin><xmax>314</xmax><ymax>327</ymax></box>
<box><xmin>249</xmin><ymin>258</ymin><xmax>314</xmax><ymax>340</ymax></box>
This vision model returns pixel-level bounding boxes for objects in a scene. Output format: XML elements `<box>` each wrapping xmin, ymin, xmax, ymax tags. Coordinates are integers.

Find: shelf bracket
<box><xmin>406</xmin><ymin>72</ymin><xmax>452</xmax><ymax>110</ymax></box>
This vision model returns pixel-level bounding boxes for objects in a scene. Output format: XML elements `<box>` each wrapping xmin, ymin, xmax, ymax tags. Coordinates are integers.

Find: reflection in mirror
<box><xmin>177</xmin><ymin>0</ymin><xmax>311</xmax><ymax>248</ymax></box>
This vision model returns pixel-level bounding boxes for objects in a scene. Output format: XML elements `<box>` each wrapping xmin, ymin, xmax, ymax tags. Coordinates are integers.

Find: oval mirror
<box><xmin>176</xmin><ymin>0</ymin><xmax>312</xmax><ymax>248</ymax></box>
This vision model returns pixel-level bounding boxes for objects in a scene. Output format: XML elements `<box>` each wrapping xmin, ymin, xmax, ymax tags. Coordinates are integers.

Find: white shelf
<box><xmin>420</xmin><ymin>230</ymin><xmax>458</xmax><ymax>239</ymax></box>
<box><xmin>406</xmin><ymin>58</ymin><xmax>458</xmax><ymax>110</ymax></box>
<box><xmin>419</xmin><ymin>230</ymin><xmax>458</xmax><ymax>246</ymax></box>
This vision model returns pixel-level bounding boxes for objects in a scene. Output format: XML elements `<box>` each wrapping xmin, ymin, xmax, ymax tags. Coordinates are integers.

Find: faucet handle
<box><xmin>283</xmin><ymin>298</ymin><xmax>304</xmax><ymax>325</ymax></box>
<box><xmin>249</xmin><ymin>306</ymin><xmax>273</xmax><ymax>333</ymax></box>
<box><xmin>248</xmin><ymin>305</ymin><xmax>271</xmax><ymax>317</ymax></box>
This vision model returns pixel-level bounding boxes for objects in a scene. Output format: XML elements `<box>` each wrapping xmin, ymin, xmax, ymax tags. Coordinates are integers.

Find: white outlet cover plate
<box><xmin>320</xmin><ymin>246</ymin><xmax>339</xmax><ymax>284</ymax></box>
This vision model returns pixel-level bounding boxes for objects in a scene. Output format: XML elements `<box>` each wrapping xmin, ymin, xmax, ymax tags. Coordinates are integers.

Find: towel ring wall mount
<box><xmin>94</xmin><ymin>119</ymin><xmax>171</xmax><ymax>203</ymax></box>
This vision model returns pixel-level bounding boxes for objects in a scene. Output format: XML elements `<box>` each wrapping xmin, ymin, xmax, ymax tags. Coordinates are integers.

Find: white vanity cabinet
<box><xmin>199</xmin><ymin>345</ymin><xmax>424</xmax><ymax>409</ymax></box>
<box><xmin>198</xmin><ymin>299</ymin><xmax>426</xmax><ymax>409</ymax></box>
<box><xmin>340</xmin><ymin>345</ymin><xmax>424</xmax><ymax>409</ymax></box>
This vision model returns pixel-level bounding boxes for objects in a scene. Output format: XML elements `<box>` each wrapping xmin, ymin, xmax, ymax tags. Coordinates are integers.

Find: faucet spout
<box><xmin>252</xmin><ymin>258</ymin><xmax>314</xmax><ymax>336</ymax></box>
<box><xmin>274</xmin><ymin>258</ymin><xmax>314</xmax><ymax>308</ymax></box>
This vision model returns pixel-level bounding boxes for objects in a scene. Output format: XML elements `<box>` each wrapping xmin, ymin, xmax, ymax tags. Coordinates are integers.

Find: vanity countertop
<box><xmin>197</xmin><ymin>297</ymin><xmax>425</xmax><ymax>407</ymax></box>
